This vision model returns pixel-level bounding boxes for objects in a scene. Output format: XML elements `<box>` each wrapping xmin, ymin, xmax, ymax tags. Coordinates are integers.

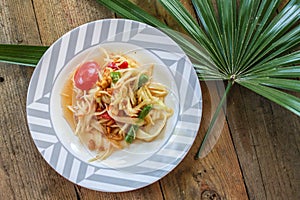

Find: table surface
<box><xmin>0</xmin><ymin>0</ymin><xmax>299</xmax><ymax>199</ymax></box>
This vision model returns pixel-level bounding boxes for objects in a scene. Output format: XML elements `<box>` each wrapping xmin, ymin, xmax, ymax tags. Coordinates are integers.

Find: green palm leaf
<box><xmin>239</xmin><ymin>80</ymin><xmax>300</xmax><ymax>116</ymax></box>
<box><xmin>242</xmin><ymin>78</ymin><xmax>300</xmax><ymax>93</ymax></box>
<box><xmin>252</xmin><ymin>66</ymin><xmax>300</xmax><ymax>78</ymax></box>
<box><xmin>144</xmin><ymin>0</ymin><xmax>299</xmax><ymax>155</ymax></box>
<box><xmin>246</xmin><ymin>50</ymin><xmax>300</xmax><ymax>74</ymax></box>
<box><xmin>0</xmin><ymin>44</ymin><xmax>48</xmax><ymax>66</ymax></box>
<box><xmin>158</xmin><ymin>0</ymin><xmax>220</xmax><ymax>65</ymax></box>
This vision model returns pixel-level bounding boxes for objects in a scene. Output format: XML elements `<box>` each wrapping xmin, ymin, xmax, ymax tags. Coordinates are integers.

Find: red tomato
<box><xmin>74</xmin><ymin>61</ymin><xmax>100</xmax><ymax>90</ymax></box>
<box><xmin>118</xmin><ymin>61</ymin><xmax>128</xmax><ymax>69</ymax></box>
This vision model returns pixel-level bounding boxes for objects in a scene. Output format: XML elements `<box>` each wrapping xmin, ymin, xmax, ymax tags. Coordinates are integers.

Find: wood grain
<box><xmin>1</xmin><ymin>0</ymin><xmax>299</xmax><ymax>200</ymax></box>
<box><xmin>227</xmin><ymin>85</ymin><xmax>300</xmax><ymax>200</ymax></box>
<box><xmin>32</xmin><ymin>0</ymin><xmax>114</xmax><ymax>45</ymax></box>
<box><xmin>0</xmin><ymin>0</ymin><xmax>40</xmax><ymax>45</ymax></box>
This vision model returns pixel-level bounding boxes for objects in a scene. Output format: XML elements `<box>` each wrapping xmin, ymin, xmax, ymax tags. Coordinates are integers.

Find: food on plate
<box><xmin>61</xmin><ymin>48</ymin><xmax>173</xmax><ymax>161</ymax></box>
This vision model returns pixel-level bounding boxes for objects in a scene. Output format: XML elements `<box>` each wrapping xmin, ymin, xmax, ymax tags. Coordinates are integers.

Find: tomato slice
<box><xmin>74</xmin><ymin>61</ymin><xmax>100</xmax><ymax>90</ymax></box>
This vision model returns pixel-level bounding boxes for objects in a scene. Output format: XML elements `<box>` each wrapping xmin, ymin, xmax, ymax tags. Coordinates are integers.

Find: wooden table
<box><xmin>0</xmin><ymin>1</ymin><xmax>299</xmax><ymax>199</ymax></box>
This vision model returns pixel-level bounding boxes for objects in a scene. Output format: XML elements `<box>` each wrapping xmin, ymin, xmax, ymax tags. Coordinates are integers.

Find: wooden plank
<box><xmin>227</xmin><ymin>85</ymin><xmax>300</xmax><ymax>200</ymax></box>
<box><xmin>130</xmin><ymin>0</ymin><xmax>181</xmax><ymax>31</ymax></box>
<box><xmin>130</xmin><ymin>0</ymin><xmax>194</xmax><ymax>33</ymax></box>
<box><xmin>226</xmin><ymin>85</ymin><xmax>267</xmax><ymax>200</ymax></box>
<box><xmin>0</xmin><ymin>0</ymin><xmax>40</xmax><ymax>45</ymax></box>
<box><xmin>32</xmin><ymin>0</ymin><xmax>114</xmax><ymax>45</ymax></box>
<box><xmin>78</xmin><ymin>183</ymin><xmax>163</xmax><ymax>200</ymax></box>
<box><xmin>0</xmin><ymin>0</ymin><xmax>78</xmax><ymax>199</ymax></box>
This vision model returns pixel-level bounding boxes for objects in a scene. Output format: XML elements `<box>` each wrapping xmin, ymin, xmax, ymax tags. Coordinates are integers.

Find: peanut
<box><xmin>88</xmin><ymin>139</ymin><xmax>96</xmax><ymax>150</ymax></box>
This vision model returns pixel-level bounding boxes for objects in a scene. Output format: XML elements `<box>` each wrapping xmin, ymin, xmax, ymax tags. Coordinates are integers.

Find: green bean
<box><xmin>138</xmin><ymin>104</ymin><xmax>152</xmax><ymax>119</ymax></box>
<box><xmin>110</xmin><ymin>71</ymin><xmax>121</xmax><ymax>83</ymax></box>
<box><xmin>125</xmin><ymin>104</ymin><xmax>153</xmax><ymax>143</ymax></box>
<box><xmin>138</xmin><ymin>74</ymin><xmax>149</xmax><ymax>88</ymax></box>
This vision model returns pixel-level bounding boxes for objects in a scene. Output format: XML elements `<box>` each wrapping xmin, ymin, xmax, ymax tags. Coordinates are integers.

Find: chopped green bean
<box><xmin>125</xmin><ymin>125</ymin><xmax>138</xmax><ymax>143</ymax></box>
<box><xmin>110</xmin><ymin>71</ymin><xmax>121</xmax><ymax>83</ymax></box>
<box><xmin>138</xmin><ymin>104</ymin><xmax>152</xmax><ymax>119</ymax></box>
<box><xmin>138</xmin><ymin>74</ymin><xmax>149</xmax><ymax>88</ymax></box>
<box><xmin>125</xmin><ymin>104</ymin><xmax>153</xmax><ymax>143</ymax></box>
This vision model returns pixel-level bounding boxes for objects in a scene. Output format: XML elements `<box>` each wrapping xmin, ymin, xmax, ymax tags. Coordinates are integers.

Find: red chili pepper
<box><xmin>118</xmin><ymin>61</ymin><xmax>128</xmax><ymax>69</ymax></box>
<box><xmin>99</xmin><ymin>112</ymin><xmax>113</xmax><ymax>120</ymax></box>
<box><xmin>107</xmin><ymin>62</ymin><xmax>118</xmax><ymax>70</ymax></box>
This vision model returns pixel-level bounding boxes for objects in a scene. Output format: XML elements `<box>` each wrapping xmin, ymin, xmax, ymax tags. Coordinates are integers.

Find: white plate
<box><xmin>26</xmin><ymin>19</ymin><xmax>202</xmax><ymax>192</ymax></box>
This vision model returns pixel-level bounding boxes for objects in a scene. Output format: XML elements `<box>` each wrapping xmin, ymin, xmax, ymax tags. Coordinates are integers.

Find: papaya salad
<box><xmin>61</xmin><ymin>48</ymin><xmax>173</xmax><ymax>161</ymax></box>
